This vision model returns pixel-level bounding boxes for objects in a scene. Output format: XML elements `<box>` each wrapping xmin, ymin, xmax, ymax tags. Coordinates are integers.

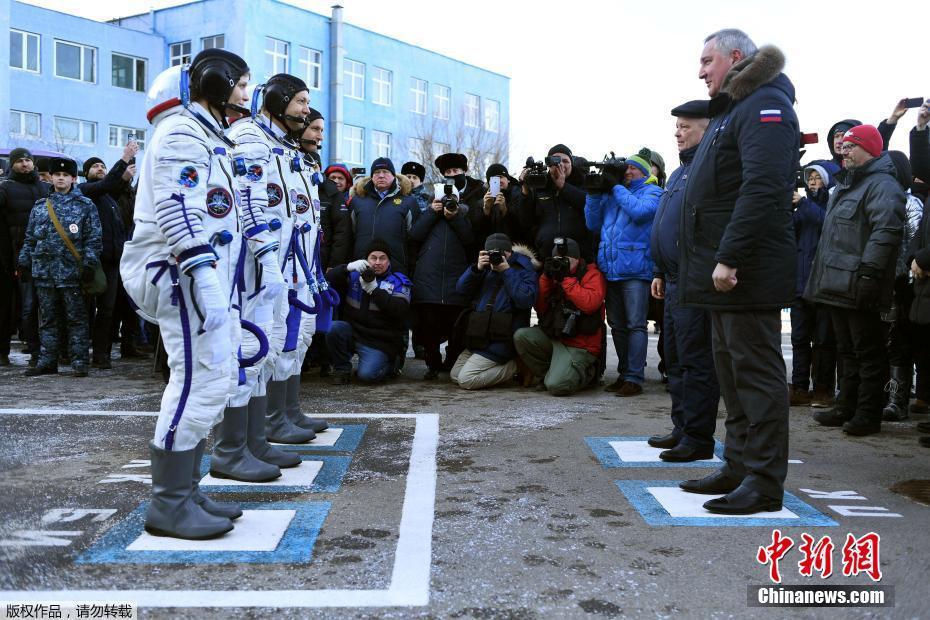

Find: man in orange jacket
<box><xmin>514</xmin><ymin>237</ymin><xmax>606</xmax><ymax>395</ymax></box>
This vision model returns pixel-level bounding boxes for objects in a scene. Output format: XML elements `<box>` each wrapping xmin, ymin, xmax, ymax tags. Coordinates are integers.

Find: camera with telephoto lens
<box><xmin>581</xmin><ymin>152</ymin><xmax>627</xmax><ymax>193</ymax></box>
<box><xmin>488</xmin><ymin>249</ymin><xmax>504</xmax><ymax>267</ymax></box>
<box><xmin>543</xmin><ymin>237</ymin><xmax>571</xmax><ymax>280</ymax></box>
<box><xmin>524</xmin><ymin>156</ymin><xmax>560</xmax><ymax>190</ymax></box>
<box><xmin>442</xmin><ymin>181</ymin><xmax>459</xmax><ymax>212</ymax></box>
<box><xmin>360</xmin><ymin>267</ymin><xmax>376</xmax><ymax>283</ymax></box>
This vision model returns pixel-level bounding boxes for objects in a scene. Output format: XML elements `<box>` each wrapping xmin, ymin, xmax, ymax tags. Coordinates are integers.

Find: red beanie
<box><xmin>842</xmin><ymin>125</ymin><xmax>883</xmax><ymax>158</ymax></box>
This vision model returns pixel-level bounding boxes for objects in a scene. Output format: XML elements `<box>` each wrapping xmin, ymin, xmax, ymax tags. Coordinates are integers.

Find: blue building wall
<box><xmin>0</xmin><ymin>0</ymin><xmax>11</xmax><ymax>142</ymax></box>
<box><xmin>5</xmin><ymin>0</ymin><xmax>510</xmax><ymax>175</ymax></box>
<box><xmin>6</xmin><ymin>1</ymin><xmax>165</xmax><ymax>166</ymax></box>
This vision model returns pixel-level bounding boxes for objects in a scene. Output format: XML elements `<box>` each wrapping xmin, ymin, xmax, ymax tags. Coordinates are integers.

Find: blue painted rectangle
<box><xmin>276</xmin><ymin>424</ymin><xmax>366</xmax><ymax>453</ymax></box>
<box><xmin>76</xmin><ymin>501</ymin><xmax>331</xmax><ymax>564</ymax></box>
<box><xmin>616</xmin><ymin>480</ymin><xmax>838</xmax><ymax>527</ymax></box>
<box><xmin>200</xmin><ymin>455</ymin><xmax>352</xmax><ymax>493</ymax></box>
<box><xmin>585</xmin><ymin>436</ymin><xmax>724</xmax><ymax>469</ymax></box>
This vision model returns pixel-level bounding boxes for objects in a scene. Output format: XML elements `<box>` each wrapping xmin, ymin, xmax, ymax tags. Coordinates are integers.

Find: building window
<box><xmin>407</xmin><ymin>137</ymin><xmax>426</xmax><ymax>160</ymax></box>
<box><xmin>372</xmin><ymin>67</ymin><xmax>392</xmax><ymax>106</ymax></box>
<box><xmin>54</xmin><ymin>117</ymin><xmax>96</xmax><ymax>145</ymax></box>
<box><xmin>433</xmin><ymin>84</ymin><xmax>450</xmax><ymax>121</ymax></box>
<box><xmin>10</xmin><ymin>110</ymin><xmax>41</xmax><ymax>138</ymax></box>
<box><xmin>112</xmin><ymin>53</ymin><xmax>146</xmax><ymax>92</ymax></box>
<box><xmin>169</xmin><ymin>41</ymin><xmax>191</xmax><ymax>66</ymax></box>
<box><xmin>265</xmin><ymin>37</ymin><xmax>288</xmax><ymax>78</ymax></box>
<box><xmin>464</xmin><ymin>93</ymin><xmax>480</xmax><ymax>128</ymax></box>
<box><xmin>298</xmin><ymin>47</ymin><xmax>321</xmax><ymax>90</ymax></box>
<box><xmin>109</xmin><ymin>125</ymin><xmax>146</xmax><ymax>149</ymax></box>
<box><xmin>432</xmin><ymin>142</ymin><xmax>451</xmax><ymax>160</ymax></box>
<box><xmin>10</xmin><ymin>29</ymin><xmax>40</xmax><ymax>73</ymax></box>
<box><xmin>484</xmin><ymin>99</ymin><xmax>500</xmax><ymax>133</ymax></box>
<box><xmin>201</xmin><ymin>35</ymin><xmax>224</xmax><ymax>50</ymax></box>
<box><xmin>343</xmin><ymin>125</ymin><xmax>364</xmax><ymax>165</ymax></box>
<box><xmin>410</xmin><ymin>78</ymin><xmax>427</xmax><ymax>114</ymax></box>
<box><xmin>372</xmin><ymin>130</ymin><xmax>391</xmax><ymax>158</ymax></box>
<box><xmin>54</xmin><ymin>40</ymin><xmax>96</xmax><ymax>83</ymax></box>
<box><xmin>344</xmin><ymin>59</ymin><xmax>364</xmax><ymax>100</ymax></box>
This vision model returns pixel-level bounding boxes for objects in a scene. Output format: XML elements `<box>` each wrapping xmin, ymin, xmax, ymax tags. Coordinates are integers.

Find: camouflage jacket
<box><xmin>19</xmin><ymin>187</ymin><xmax>102</xmax><ymax>287</ymax></box>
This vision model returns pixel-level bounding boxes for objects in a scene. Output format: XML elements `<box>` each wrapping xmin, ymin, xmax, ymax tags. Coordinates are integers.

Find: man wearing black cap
<box><xmin>517</xmin><ymin>144</ymin><xmax>592</xmax><ymax>262</ymax></box>
<box><xmin>19</xmin><ymin>157</ymin><xmax>101</xmax><ymax>377</ymax></box>
<box><xmin>401</xmin><ymin>161</ymin><xmax>432</xmax><ymax>214</ymax></box>
<box><xmin>476</xmin><ymin>163</ymin><xmax>523</xmax><ymax>246</ymax></box>
<box><xmin>514</xmin><ymin>237</ymin><xmax>606</xmax><ymax>395</ymax></box>
<box><xmin>648</xmin><ymin>100</ymin><xmax>720</xmax><ymax>462</ymax></box>
<box><xmin>0</xmin><ymin>147</ymin><xmax>50</xmax><ymax>364</ymax></box>
<box><xmin>78</xmin><ymin>142</ymin><xmax>139</xmax><ymax>368</ymax></box>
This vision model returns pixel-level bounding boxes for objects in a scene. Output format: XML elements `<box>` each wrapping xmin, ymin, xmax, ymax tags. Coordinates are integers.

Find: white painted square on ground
<box><xmin>609</xmin><ymin>440</ymin><xmax>721</xmax><ymax>463</ymax></box>
<box><xmin>199</xmin><ymin>460</ymin><xmax>322</xmax><ymax>487</ymax></box>
<box><xmin>126</xmin><ymin>510</ymin><xmax>295</xmax><ymax>551</ymax></box>
<box><xmin>271</xmin><ymin>427</ymin><xmax>343</xmax><ymax>447</ymax></box>
<box><xmin>648</xmin><ymin>487</ymin><xmax>800</xmax><ymax>519</ymax></box>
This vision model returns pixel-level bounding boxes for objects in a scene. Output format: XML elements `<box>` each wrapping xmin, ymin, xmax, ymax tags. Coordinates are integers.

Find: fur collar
<box><xmin>351</xmin><ymin>174</ymin><xmax>412</xmax><ymax>199</ymax></box>
<box><xmin>512</xmin><ymin>243</ymin><xmax>541</xmax><ymax>271</ymax></box>
<box><xmin>720</xmin><ymin>45</ymin><xmax>785</xmax><ymax>102</ymax></box>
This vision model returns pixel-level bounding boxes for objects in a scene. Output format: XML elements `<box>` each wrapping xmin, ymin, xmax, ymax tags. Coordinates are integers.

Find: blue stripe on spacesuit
<box><xmin>163</xmin><ymin>262</ymin><xmax>193</xmax><ymax>452</ymax></box>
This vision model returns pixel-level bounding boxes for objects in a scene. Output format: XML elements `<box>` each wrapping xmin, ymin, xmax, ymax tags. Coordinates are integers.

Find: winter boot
<box><xmin>144</xmin><ymin>442</ymin><xmax>233</xmax><ymax>540</ymax></box>
<box><xmin>191</xmin><ymin>439</ymin><xmax>242</xmax><ymax>520</ymax></box>
<box><xmin>265</xmin><ymin>379</ymin><xmax>316</xmax><ymax>444</ymax></box>
<box><xmin>843</xmin><ymin>413</ymin><xmax>882</xmax><ymax>436</ymax></box>
<box><xmin>247</xmin><ymin>396</ymin><xmax>301</xmax><ymax>468</ymax></box>
<box><xmin>882</xmin><ymin>366</ymin><xmax>911</xmax><ymax>422</ymax></box>
<box><xmin>285</xmin><ymin>374</ymin><xmax>328</xmax><ymax>433</ymax></box>
<box><xmin>789</xmin><ymin>384</ymin><xmax>812</xmax><ymax>406</ymax></box>
<box><xmin>813</xmin><ymin>407</ymin><xmax>854</xmax><ymax>427</ymax></box>
<box><xmin>810</xmin><ymin>384</ymin><xmax>835</xmax><ymax>408</ymax></box>
<box><xmin>209</xmin><ymin>405</ymin><xmax>281</xmax><ymax>482</ymax></box>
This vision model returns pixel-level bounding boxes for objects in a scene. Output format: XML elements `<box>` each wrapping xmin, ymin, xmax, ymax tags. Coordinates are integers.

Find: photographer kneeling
<box><xmin>451</xmin><ymin>233</ymin><xmax>539</xmax><ymax>390</ymax></box>
<box><xmin>513</xmin><ymin>237</ymin><xmax>606</xmax><ymax>395</ymax></box>
<box><xmin>325</xmin><ymin>240</ymin><xmax>412</xmax><ymax>384</ymax></box>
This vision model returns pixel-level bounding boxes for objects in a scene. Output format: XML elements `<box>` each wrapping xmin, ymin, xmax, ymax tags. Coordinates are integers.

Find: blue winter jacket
<box><xmin>793</xmin><ymin>160</ymin><xmax>839</xmax><ymax>296</ymax></box>
<box><xmin>455</xmin><ymin>248</ymin><xmax>538</xmax><ymax>363</ymax></box>
<box><xmin>584</xmin><ymin>177</ymin><xmax>663</xmax><ymax>281</ymax></box>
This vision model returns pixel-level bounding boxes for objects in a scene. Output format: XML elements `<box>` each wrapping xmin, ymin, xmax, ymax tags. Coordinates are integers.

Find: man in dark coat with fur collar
<box><xmin>678</xmin><ymin>29</ymin><xmax>799</xmax><ymax>516</ymax></box>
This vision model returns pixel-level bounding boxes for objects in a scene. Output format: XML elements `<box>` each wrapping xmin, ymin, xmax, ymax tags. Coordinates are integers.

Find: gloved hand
<box><xmin>360</xmin><ymin>276</ymin><xmax>378</xmax><ymax>294</ymax></box>
<box><xmin>191</xmin><ymin>263</ymin><xmax>229</xmax><ymax>331</ymax></box>
<box><xmin>81</xmin><ymin>265</ymin><xmax>95</xmax><ymax>283</ymax></box>
<box><xmin>348</xmin><ymin>259</ymin><xmax>370</xmax><ymax>273</ymax></box>
<box><xmin>855</xmin><ymin>275</ymin><xmax>882</xmax><ymax>310</ymax></box>
<box><xmin>257</xmin><ymin>251</ymin><xmax>286</xmax><ymax>302</ymax></box>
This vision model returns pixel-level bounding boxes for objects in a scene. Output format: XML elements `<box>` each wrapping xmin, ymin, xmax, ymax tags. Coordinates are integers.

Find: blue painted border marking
<box><xmin>616</xmin><ymin>480</ymin><xmax>838</xmax><ymax>527</ymax></box>
<box><xmin>275</xmin><ymin>424</ymin><xmax>367</xmax><ymax>452</ymax></box>
<box><xmin>585</xmin><ymin>436</ymin><xmax>724</xmax><ymax>469</ymax></box>
<box><xmin>200</xmin><ymin>455</ymin><xmax>352</xmax><ymax>493</ymax></box>
<box><xmin>76</xmin><ymin>501</ymin><xmax>331</xmax><ymax>564</ymax></box>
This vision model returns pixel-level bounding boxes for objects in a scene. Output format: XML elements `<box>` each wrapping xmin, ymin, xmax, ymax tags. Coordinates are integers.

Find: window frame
<box><xmin>484</xmin><ymin>98</ymin><xmax>500</xmax><ymax>133</ymax></box>
<box><xmin>54</xmin><ymin>116</ymin><xmax>96</xmax><ymax>145</ymax></box>
<box><xmin>298</xmin><ymin>46</ymin><xmax>322</xmax><ymax>90</ymax></box>
<box><xmin>464</xmin><ymin>93</ymin><xmax>480</xmax><ymax>128</ymax></box>
<box><xmin>201</xmin><ymin>34</ymin><xmax>225</xmax><ymax>50</ymax></box>
<box><xmin>111</xmin><ymin>52</ymin><xmax>146</xmax><ymax>92</ymax></box>
<box><xmin>344</xmin><ymin>59</ymin><xmax>365</xmax><ymax>100</ymax></box>
<box><xmin>343</xmin><ymin>124</ymin><xmax>364</xmax><ymax>165</ymax></box>
<box><xmin>264</xmin><ymin>36</ymin><xmax>289</xmax><ymax>78</ymax></box>
<box><xmin>169</xmin><ymin>40</ymin><xmax>191</xmax><ymax>66</ymax></box>
<box><xmin>410</xmin><ymin>78</ymin><xmax>428</xmax><ymax>114</ymax></box>
<box><xmin>109</xmin><ymin>125</ymin><xmax>146</xmax><ymax>149</ymax></box>
<box><xmin>9</xmin><ymin>110</ymin><xmax>41</xmax><ymax>139</ymax></box>
<box><xmin>54</xmin><ymin>39</ymin><xmax>97</xmax><ymax>84</ymax></box>
<box><xmin>433</xmin><ymin>84</ymin><xmax>450</xmax><ymax>121</ymax></box>
<box><xmin>372</xmin><ymin>130</ymin><xmax>392</xmax><ymax>159</ymax></box>
<box><xmin>372</xmin><ymin>66</ymin><xmax>392</xmax><ymax>107</ymax></box>
<box><xmin>10</xmin><ymin>29</ymin><xmax>41</xmax><ymax>73</ymax></box>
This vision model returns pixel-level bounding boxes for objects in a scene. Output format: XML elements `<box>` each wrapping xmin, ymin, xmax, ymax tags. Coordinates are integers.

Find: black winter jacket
<box><xmin>319</xmin><ymin>178</ymin><xmax>352</xmax><ymax>269</ymax></box>
<box><xmin>0</xmin><ymin>170</ymin><xmax>51</xmax><ymax>272</ymax></box>
<box><xmin>651</xmin><ymin>146</ymin><xmax>696</xmax><ymax>281</ymax></box>
<box><xmin>349</xmin><ymin>175</ymin><xmax>417</xmax><ymax>274</ymax></box>
<box><xmin>804</xmin><ymin>154</ymin><xmax>906</xmax><ymax>311</ymax></box>
<box><xmin>515</xmin><ymin>169</ymin><xmax>593</xmax><ymax>262</ymax></box>
<box><xmin>680</xmin><ymin>46</ymin><xmax>798</xmax><ymax>310</ymax></box>
<box><xmin>908</xmin><ymin>127</ymin><xmax>930</xmax><ymax>324</ymax></box>
<box><xmin>409</xmin><ymin>204</ymin><xmax>474</xmax><ymax>306</ymax></box>
<box><xmin>78</xmin><ymin>159</ymin><xmax>128</xmax><ymax>264</ymax></box>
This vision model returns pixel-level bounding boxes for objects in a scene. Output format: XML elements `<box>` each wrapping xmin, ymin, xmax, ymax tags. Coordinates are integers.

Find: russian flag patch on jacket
<box><xmin>760</xmin><ymin>109</ymin><xmax>783</xmax><ymax>123</ymax></box>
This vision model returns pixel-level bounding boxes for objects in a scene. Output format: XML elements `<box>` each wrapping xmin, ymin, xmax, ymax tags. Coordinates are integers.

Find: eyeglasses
<box><xmin>839</xmin><ymin>143</ymin><xmax>860</xmax><ymax>154</ymax></box>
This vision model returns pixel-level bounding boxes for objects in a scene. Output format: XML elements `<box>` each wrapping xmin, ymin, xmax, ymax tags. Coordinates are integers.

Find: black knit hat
<box><xmin>401</xmin><ymin>161</ymin><xmax>426</xmax><ymax>181</ymax></box>
<box><xmin>485</xmin><ymin>163</ymin><xmax>509</xmax><ymax>181</ymax></box>
<box><xmin>371</xmin><ymin>157</ymin><xmax>395</xmax><ymax>175</ymax></box>
<box><xmin>49</xmin><ymin>157</ymin><xmax>78</xmax><ymax>177</ymax></box>
<box><xmin>548</xmin><ymin>144</ymin><xmax>572</xmax><ymax>158</ymax></box>
<box><xmin>484</xmin><ymin>233</ymin><xmax>512</xmax><ymax>252</ymax></box>
<box><xmin>82</xmin><ymin>157</ymin><xmax>104</xmax><ymax>178</ymax></box>
<box><xmin>9</xmin><ymin>147</ymin><xmax>32</xmax><ymax>163</ymax></box>
<box><xmin>35</xmin><ymin>156</ymin><xmax>49</xmax><ymax>172</ymax></box>
<box><xmin>435</xmin><ymin>152</ymin><xmax>468</xmax><ymax>174</ymax></box>
<box><xmin>307</xmin><ymin>107</ymin><xmax>324</xmax><ymax>123</ymax></box>
<box><xmin>552</xmin><ymin>237</ymin><xmax>581</xmax><ymax>259</ymax></box>
<box><xmin>366</xmin><ymin>238</ymin><xmax>392</xmax><ymax>258</ymax></box>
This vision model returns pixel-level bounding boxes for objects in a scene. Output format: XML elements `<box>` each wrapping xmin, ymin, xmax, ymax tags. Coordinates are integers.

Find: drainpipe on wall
<box><xmin>329</xmin><ymin>5</ymin><xmax>344</xmax><ymax>163</ymax></box>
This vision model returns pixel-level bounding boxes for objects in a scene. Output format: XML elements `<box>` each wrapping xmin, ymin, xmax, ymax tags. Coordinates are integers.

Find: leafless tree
<box><xmin>406</xmin><ymin>111</ymin><xmax>509</xmax><ymax>184</ymax></box>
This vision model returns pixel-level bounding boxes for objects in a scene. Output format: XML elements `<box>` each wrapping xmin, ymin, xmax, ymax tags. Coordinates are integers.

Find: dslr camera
<box><xmin>488</xmin><ymin>249</ymin><xmax>505</xmax><ymax>267</ymax></box>
<box><xmin>360</xmin><ymin>267</ymin><xmax>377</xmax><ymax>283</ymax></box>
<box><xmin>581</xmin><ymin>152</ymin><xmax>627</xmax><ymax>193</ymax></box>
<box><xmin>442</xmin><ymin>181</ymin><xmax>459</xmax><ymax>212</ymax></box>
<box><xmin>523</xmin><ymin>155</ymin><xmax>563</xmax><ymax>190</ymax></box>
<box><xmin>543</xmin><ymin>237</ymin><xmax>571</xmax><ymax>280</ymax></box>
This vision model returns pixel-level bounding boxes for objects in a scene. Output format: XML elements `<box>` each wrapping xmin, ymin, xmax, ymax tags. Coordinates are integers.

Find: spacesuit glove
<box><xmin>348</xmin><ymin>259</ymin><xmax>370</xmax><ymax>273</ymax></box>
<box><xmin>190</xmin><ymin>263</ymin><xmax>229</xmax><ymax>332</ymax></box>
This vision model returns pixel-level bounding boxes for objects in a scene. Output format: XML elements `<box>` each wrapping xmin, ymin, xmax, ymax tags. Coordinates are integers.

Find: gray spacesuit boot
<box><xmin>284</xmin><ymin>374</ymin><xmax>329</xmax><ymax>433</ymax></box>
<box><xmin>210</xmin><ymin>406</ymin><xmax>281</xmax><ymax>482</ymax></box>
<box><xmin>247</xmin><ymin>395</ymin><xmax>301</xmax><ymax>468</ymax></box>
<box><xmin>145</xmin><ymin>442</ymin><xmax>234</xmax><ymax>540</ymax></box>
<box><xmin>265</xmin><ymin>379</ymin><xmax>315</xmax><ymax>443</ymax></box>
<box><xmin>191</xmin><ymin>439</ymin><xmax>242</xmax><ymax>520</ymax></box>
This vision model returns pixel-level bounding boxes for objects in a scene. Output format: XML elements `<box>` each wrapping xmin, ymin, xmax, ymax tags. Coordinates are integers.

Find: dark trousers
<box><xmin>87</xmin><ymin>261</ymin><xmax>119</xmax><ymax>362</ymax></box>
<box><xmin>0</xmin><ymin>273</ymin><xmax>14</xmax><ymax>355</ymax></box>
<box><xmin>36</xmin><ymin>285</ymin><xmax>89</xmax><ymax>368</ymax></box>
<box><xmin>415</xmin><ymin>303</ymin><xmax>466</xmax><ymax>371</ymax></box>
<box><xmin>711</xmin><ymin>310</ymin><xmax>788</xmax><ymax>499</ymax></box>
<box><xmin>664</xmin><ymin>281</ymin><xmax>719</xmax><ymax>449</ymax></box>
<box><xmin>19</xmin><ymin>278</ymin><xmax>40</xmax><ymax>351</ymax></box>
<box><xmin>789</xmin><ymin>296</ymin><xmax>836</xmax><ymax>389</ymax></box>
<box><xmin>113</xmin><ymin>281</ymin><xmax>142</xmax><ymax>352</ymax></box>
<box><xmin>830</xmin><ymin>307</ymin><xmax>888</xmax><ymax>422</ymax></box>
